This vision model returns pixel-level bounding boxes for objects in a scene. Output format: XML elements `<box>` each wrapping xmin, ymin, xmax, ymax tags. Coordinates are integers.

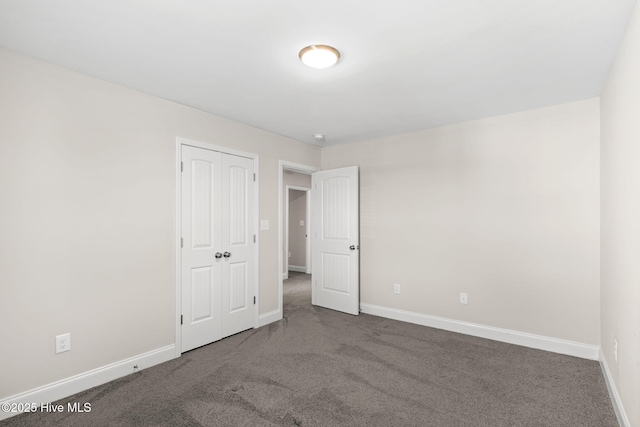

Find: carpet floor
<box><xmin>2</xmin><ymin>272</ymin><xmax>617</xmax><ymax>426</ymax></box>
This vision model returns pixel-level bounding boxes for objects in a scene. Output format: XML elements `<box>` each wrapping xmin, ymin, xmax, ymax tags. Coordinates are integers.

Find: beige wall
<box><xmin>0</xmin><ymin>47</ymin><xmax>319</xmax><ymax>398</ymax></box>
<box><xmin>288</xmin><ymin>190</ymin><xmax>308</xmax><ymax>268</ymax></box>
<box><xmin>601</xmin><ymin>1</ymin><xmax>640</xmax><ymax>425</ymax></box>
<box><xmin>322</xmin><ymin>99</ymin><xmax>600</xmax><ymax>345</ymax></box>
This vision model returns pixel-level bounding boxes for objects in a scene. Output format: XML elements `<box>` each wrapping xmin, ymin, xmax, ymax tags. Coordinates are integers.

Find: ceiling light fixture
<box><xmin>299</xmin><ymin>45</ymin><xmax>341</xmax><ymax>69</ymax></box>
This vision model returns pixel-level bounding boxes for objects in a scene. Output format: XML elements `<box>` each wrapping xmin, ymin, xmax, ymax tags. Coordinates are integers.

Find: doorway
<box><xmin>279</xmin><ymin>161</ymin><xmax>318</xmax><ymax>319</ymax></box>
<box><xmin>285</xmin><ymin>186</ymin><xmax>311</xmax><ymax>278</ymax></box>
<box><xmin>278</xmin><ymin>161</ymin><xmax>361</xmax><ymax>319</ymax></box>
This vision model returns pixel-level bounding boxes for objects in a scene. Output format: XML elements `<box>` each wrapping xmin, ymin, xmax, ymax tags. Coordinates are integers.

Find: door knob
<box><xmin>215</xmin><ymin>252</ymin><xmax>223</xmax><ymax>259</ymax></box>
<box><xmin>349</xmin><ymin>245</ymin><xmax>359</xmax><ymax>251</ymax></box>
<box><xmin>223</xmin><ymin>252</ymin><xmax>231</xmax><ymax>258</ymax></box>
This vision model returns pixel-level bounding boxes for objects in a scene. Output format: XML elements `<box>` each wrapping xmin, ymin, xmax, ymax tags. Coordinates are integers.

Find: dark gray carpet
<box><xmin>2</xmin><ymin>271</ymin><xmax>617</xmax><ymax>426</ymax></box>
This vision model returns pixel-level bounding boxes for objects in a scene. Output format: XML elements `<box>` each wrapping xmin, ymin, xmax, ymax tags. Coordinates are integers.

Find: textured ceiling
<box><xmin>0</xmin><ymin>0</ymin><xmax>636</xmax><ymax>145</ymax></box>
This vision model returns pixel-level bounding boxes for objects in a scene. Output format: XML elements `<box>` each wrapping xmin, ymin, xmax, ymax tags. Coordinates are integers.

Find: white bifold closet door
<box><xmin>181</xmin><ymin>145</ymin><xmax>254</xmax><ymax>353</ymax></box>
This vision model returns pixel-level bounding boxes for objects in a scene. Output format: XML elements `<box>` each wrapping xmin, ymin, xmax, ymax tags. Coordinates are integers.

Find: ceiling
<box><xmin>0</xmin><ymin>0</ymin><xmax>636</xmax><ymax>146</ymax></box>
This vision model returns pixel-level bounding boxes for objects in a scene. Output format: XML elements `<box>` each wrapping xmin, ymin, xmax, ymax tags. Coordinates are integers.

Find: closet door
<box><xmin>181</xmin><ymin>145</ymin><xmax>255</xmax><ymax>353</ymax></box>
<box><xmin>181</xmin><ymin>145</ymin><xmax>224</xmax><ymax>352</ymax></box>
<box><xmin>221</xmin><ymin>154</ymin><xmax>255</xmax><ymax>337</ymax></box>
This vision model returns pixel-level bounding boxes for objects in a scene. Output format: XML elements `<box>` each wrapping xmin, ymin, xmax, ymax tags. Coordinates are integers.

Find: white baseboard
<box><xmin>0</xmin><ymin>345</ymin><xmax>176</xmax><ymax>421</ymax></box>
<box><xmin>360</xmin><ymin>303</ymin><xmax>599</xmax><ymax>360</ymax></box>
<box><xmin>600</xmin><ymin>349</ymin><xmax>630</xmax><ymax>427</ymax></box>
<box><xmin>288</xmin><ymin>265</ymin><xmax>306</xmax><ymax>273</ymax></box>
<box><xmin>257</xmin><ymin>308</ymin><xmax>282</xmax><ymax>328</ymax></box>
<box><xmin>282</xmin><ymin>272</ymin><xmax>288</xmax><ymax>280</ymax></box>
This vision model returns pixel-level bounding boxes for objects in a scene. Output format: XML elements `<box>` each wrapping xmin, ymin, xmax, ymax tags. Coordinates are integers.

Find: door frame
<box><xmin>285</xmin><ymin>185</ymin><xmax>311</xmax><ymax>277</ymax></box>
<box><xmin>175</xmin><ymin>137</ymin><xmax>260</xmax><ymax>357</ymax></box>
<box><xmin>278</xmin><ymin>161</ymin><xmax>319</xmax><ymax>319</ymax></box>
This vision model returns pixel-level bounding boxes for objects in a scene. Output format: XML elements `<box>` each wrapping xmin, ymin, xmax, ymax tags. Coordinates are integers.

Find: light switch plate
<box><xmin>260</xmin><ymin>220</ymin><xmax>270</xmax><ymax>231</ymax></box>
<box><xmin>459</xmin><ymin>292</ymin><xmax>468</xmax><ymax>304</ymax></box>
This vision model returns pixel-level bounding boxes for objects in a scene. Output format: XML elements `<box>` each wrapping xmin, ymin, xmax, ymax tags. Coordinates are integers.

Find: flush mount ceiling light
<box><xmin>299</xmin><ymin>45</ymin><xmax>341</xmax><ymax>69</ymax></box>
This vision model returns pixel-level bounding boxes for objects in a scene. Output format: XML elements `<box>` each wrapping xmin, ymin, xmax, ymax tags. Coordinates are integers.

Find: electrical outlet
<box><xmin>55</xmin><ymin>333</ymin><xmax>71</xmax><ymax>354</ymax></box>
<box><xmin>288</xmin><ymin>252</ymin><xmax>291</xmax><ymax>258</ymax></box>
<box><xmin>393</xmin><ymin>283</ymin><xmax>401</xmax><ymax>294</ymax></box>
<box><xmin>614</xmin><ymin>339</ymin><xmax>618</xmax><ymax>362</ymax></box>
<box><xmin>459</xmin><ymin>293</ymin><xmax>468</xmax><ymax>304</ymax></box>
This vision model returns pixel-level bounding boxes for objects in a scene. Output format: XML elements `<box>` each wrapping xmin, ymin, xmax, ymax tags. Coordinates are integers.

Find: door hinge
<box><xmin>253</xmin><ymin>296</ymin><xmax>256</xmax><ymax>305</ymax></box>
<box><xmin>181</xmin><ymin>237</ymin><xmax>183</xmax><ymax>248</ymax></box>
<box><xmin>253</xmin><ymin>234</ymin><xmax>256</xmax><ymax>243</ymax></box>
<box><xmin>180</xmin><ymin>315</ymin><xmax>183</xmax><ymax>325</ymax></box>
<box><xmin>181</xmin><ymin>161</ymin><xmax>183</xmax><ymax>172</ymax></box>
<box><xmin>253</xmin><ymin>173</ymin><xmax>256</xmax><ymax>182</ymax></box>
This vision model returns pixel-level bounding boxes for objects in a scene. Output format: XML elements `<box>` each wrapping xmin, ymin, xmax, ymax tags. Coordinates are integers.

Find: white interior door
<box><xmin>221</xmin><ymin>154</ymin><xmax>254</xmax><ymax>337</ymax></box>
<box><xmin>181</xmin><ymin>145</ymin><xmax>223</xmax><ymax>352</ymax></box>
<box><xmin>181</xmin><ymin>145</ymin><xmax>255</xmax><ymax>352</ymax></box>
<box><xmin>311</xmin><ymin>166</ymin><xmax>359</xmax><ymax>315</ymax></box>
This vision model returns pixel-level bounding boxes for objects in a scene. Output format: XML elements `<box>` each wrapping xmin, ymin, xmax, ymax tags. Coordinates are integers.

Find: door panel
<box><xmin>229</xmin><ymin>262</ymin><xmax>248</xmax><ymax>312</ymax></box>
<box><xmin>322</xmin><ymin>176</ymin><xmax>351</xmax><ymax>240</ymax></box>
<box><xmin>191</xmin><ymin>160</ymin><xmax>215</xmax><ymax>248</ymax></box>
<box><xmin>312</xmin><ymin>166</ymin><xmax>359</xmax><ymax>315</ymax></box>
<box><xmin>228</xmin><ymin>165</ymin><xmax>248</xmax><ymax>245</ymax></box>
<box><xmin>221</xmin><ymin>154</ymin><xmax>255</xmax><ymax>337</ymax></box>
<box><xmin>321</xmin><ymin>253</ymin><xmax>350</xmax><ymax>293</ymax></box>
<box><xmin>191</xmin><ymin>267</ymin><xmax>214</xmax><ymax>322</ymax></box>
<box><xmin>181</xmin><ymin>146</ymin><xmax>223</xmax><ymax>352</ymax></box>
